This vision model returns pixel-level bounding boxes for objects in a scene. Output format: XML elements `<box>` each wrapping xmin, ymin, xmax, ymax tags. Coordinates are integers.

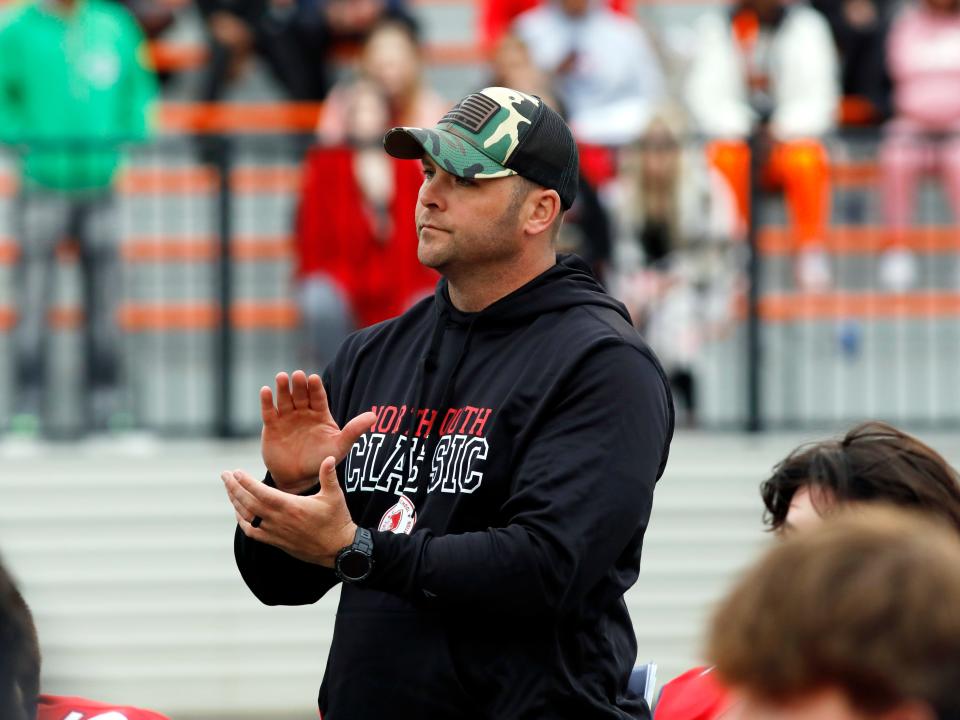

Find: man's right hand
<box><xmin>260</xmin><ymin>370</ymin><xmax>378</xmax><ymax>494</ymax></box>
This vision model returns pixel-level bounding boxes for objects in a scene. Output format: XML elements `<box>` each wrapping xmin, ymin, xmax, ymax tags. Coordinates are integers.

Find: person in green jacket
<box><xmin>0</xmin><ymin>0</ymin><xmax>157</xmax><ymax>435</ymax></box>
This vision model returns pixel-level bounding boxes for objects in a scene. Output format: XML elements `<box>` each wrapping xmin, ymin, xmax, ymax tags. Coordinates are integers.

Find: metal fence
<box><xmin>0</xmin><ymin>135</ymin><xmax>310</xmax><ymax>437</ymax></box>
<box><xmin>1</xmin><ymin>131</ymin><xmax>958</xmax><ymax>436</ymax></box>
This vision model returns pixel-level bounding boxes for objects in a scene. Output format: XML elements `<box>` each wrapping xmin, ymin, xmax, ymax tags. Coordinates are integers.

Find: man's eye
<box><xmin>455</xmin><ymin>176</ymin><xmax>476</xmax><ymax>187</ymax></box>
<box><xmin>422</xmin><ymin>169</ymin><xmax>434</xmax><ymax>179</ymax></box>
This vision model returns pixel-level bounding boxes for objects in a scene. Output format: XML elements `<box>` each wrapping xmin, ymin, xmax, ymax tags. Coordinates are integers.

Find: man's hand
<box><xmin>261</xmin><ymin>370</ymin><xmax>378</xmax><ymax>494</ymax></box>
<box><xmin>222</xmin><ymin>457</ymin><xmax>358</xmax><ymax>567</ymax></box>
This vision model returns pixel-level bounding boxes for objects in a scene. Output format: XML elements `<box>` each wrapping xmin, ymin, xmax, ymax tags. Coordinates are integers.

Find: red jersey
<box><xmin>654</xmin><ymin>666</ymin><xmax>735</xmax><ymax>720</ymax></box>
<box><xmin>38</xmin><ymin>694</ymin><xmax>171</xmax><ymax>720</ymax></box>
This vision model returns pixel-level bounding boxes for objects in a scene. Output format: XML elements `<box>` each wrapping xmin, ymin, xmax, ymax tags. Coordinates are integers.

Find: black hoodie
<box><xmin>235</xmin><ymin>255</ymin><xmax>674</xmax><ymax>720</ymax></box>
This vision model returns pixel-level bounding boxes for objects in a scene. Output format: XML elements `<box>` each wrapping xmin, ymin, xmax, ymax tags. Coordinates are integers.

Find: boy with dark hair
<box><xmin>761</xmin><ymin>420</ymin><xmax>960</xmax><ymax>534</ymax></box>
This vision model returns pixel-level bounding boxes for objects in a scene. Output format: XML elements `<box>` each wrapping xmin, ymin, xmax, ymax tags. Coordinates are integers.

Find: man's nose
<box><xmin>419</xmin><ymin>174</ymin><xmax>446</xmax><ymax>211</ymax></box>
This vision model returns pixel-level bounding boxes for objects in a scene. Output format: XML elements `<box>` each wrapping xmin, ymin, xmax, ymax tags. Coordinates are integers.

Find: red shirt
<box><xmin>38</xmin><ymin>694</ymin><xmax>171</xmax><ymax>720</ymax></box>
<box><xmin>654</xmin><ymin>666</ymin><xmax>735</xmax><ymax>720</ymax></box>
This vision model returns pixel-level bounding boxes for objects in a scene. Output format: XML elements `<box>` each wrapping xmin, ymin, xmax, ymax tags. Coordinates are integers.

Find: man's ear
<box><xmin>523</xmin><ymin>189</ymin><xmax>562</xmax><ymax>238</ymax></box>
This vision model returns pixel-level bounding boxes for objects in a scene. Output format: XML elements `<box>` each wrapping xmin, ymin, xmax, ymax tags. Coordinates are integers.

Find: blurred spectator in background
<box><xmin>811</xmin><ymin>0</ymin><xmax>896</xmax><ymax>126</ymax></box>
<box><xmin>487</xmin><ymin>34</ymin><xmax>613</xmax><ymax>278</ymax></box>
<box><xmin>294</xmin><ymin>0</ymin><xmax>411</xmax><ymax>100</ymax></box>
<box><xmin>685</xmin><ymin>0</ymin><xmax>840</xmax><ymax>291</ymax></box>
<box><xmin>487</xmin><ymin>31</ymin><xmax>553</xmax><ymax>100</ymax></box>
<box><xmin>0</xmin><ymin>555</ymin><xmax>171</xmax><ymax>720</ymax></box>
<box><xmin>114</xmin><ymin>0</ymin><xmax>176</xmax><ymax>39</ymax></box>
<box><xmin>707</xmin><ymin>506</ymin><xmax>960</xmax><ymax>720</ymax></box>
<box><xmin>295</xmin><ymin>79</ymin><xmax>437</xmax><ymax>370</ymax></box>
<box><xmin>878</xmin><ymin>0</ymin><xmax>960</xmax><ymax>291</ymax></box>
<box><xmin>512</xmin><ymin>0</ymin><xmax>665</xmax><ymax>187</ymax></box>
<box><xmin>194</xmin><ymin>0</ymin><xmax>314</xmax><ymax>101</ymax></box>
<box><xmin>318</xmin><ymin>15</ymin><xmax>446</xmax><ymax>145</ymax></box>
<box><xmin>479</xmin><ymin>0</ymin><xmax>630</xmax><ymax>51</ymax></box>
<box><xmin>655</xmin><ymin>420</ymin><xmax>960</xmax><ymax>719</ymax></box>
<box><xmin>614</xmin><ymin>120</ymin><xmax>737</xmax><ymax>424</ymax></box>
<box><xmin>0</xmin><ymin>0</ymin><xmax>158</xmax><ymax>436</ymax></box>
<box><xmin>609</xmin><ymin>109</ymin><xmax>740</xmax><ymax>426</ymax></box>
<box><xmin>114</xmin><ymin>0</ymin><xmax>176</xmax><ymax>85</ymax></box>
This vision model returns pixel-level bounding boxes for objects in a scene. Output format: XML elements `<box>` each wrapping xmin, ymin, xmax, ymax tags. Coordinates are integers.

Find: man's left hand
<box><xmin>222</xmin><ymin>457</ymin><xmax>357</xmax><ymax>568</ymax></box>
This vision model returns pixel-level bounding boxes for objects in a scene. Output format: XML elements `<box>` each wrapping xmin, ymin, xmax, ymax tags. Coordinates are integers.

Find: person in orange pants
<box><xmin>685</xmin><ymin>0</ymin><xmax>840</xmax><ymax>291</ymax></box>
<box><xmin>708</xmin><ymin>137</ymin><xmax>832</xmax><ymax>288</ymax></box>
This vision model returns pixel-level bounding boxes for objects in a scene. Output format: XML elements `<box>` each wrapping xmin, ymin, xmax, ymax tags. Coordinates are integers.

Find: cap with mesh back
<box><xmin>383</xmin><ymin>86</ymin><xmax>579</xmax><ymax>209</ymax></box>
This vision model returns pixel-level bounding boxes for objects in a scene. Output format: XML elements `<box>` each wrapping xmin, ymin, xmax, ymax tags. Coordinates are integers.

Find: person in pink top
<box><xmin>878</xmin><ymin>0</ymin><xmax>960</xmax><ymax>290</ymax></box>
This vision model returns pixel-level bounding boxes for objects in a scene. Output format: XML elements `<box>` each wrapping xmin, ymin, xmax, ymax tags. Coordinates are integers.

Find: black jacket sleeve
<box><xmin>362</xmin><ymin>342</ymin><xmax>671</xmax><ymax>618</ymax></box>
<box><xmin>233</xmin><ymin>475</ymin><xmax>341</xmax><ymax>605</ymax></box>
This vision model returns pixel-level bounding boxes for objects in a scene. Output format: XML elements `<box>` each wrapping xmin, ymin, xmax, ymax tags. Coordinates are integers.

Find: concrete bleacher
<box><xmin>0</xmin><ymin>429</ymin><xmax>852</xmax><ymax>719</ymax></box>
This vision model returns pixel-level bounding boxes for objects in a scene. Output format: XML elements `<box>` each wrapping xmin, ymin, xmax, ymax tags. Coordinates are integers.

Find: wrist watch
<box><xmin>335</xmin><ymin>527</ymin><xmax>375</xmax><ymax>583</ymax></box>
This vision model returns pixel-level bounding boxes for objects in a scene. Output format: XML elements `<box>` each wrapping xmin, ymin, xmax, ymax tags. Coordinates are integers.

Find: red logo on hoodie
<box><xmin>378</xmin><ymin>495</ymin><xmax>417</xmax><ymax>534</ymax></box>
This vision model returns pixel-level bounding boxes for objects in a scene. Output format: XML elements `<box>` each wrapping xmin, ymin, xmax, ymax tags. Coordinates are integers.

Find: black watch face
<box><xmin>338</xmin><ymin>549</ymin><xmax>371</xmax><ymax>580</ymax></box>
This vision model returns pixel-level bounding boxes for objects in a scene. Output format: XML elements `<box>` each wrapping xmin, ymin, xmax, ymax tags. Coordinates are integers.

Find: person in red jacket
<box><xmin>655</xmin><ymin>421</ymin><xmax>960</xmax><ymax>720</ymax></box>
<box><xmin>0</xmin><ymin>556</ymin><xmax>170</xmax><ymax>720</ymax></box>
<box><xmin>295</xmin><ymin>79</ymin><xmax>438</xmax><ymax>369</ymax></box>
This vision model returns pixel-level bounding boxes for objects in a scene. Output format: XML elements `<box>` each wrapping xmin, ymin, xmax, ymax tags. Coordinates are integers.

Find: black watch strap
<box><xmin>335</xmin><ymin>527</ymin><xmax>375</xmax><ymax>583</ymax></box>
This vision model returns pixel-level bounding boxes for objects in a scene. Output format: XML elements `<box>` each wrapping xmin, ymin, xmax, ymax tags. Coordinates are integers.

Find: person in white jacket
<box><xmin>685</xmin><ymin>0</ymin><xmax>840</xmax><ymax>291</ymax></box>
<box><xmin>512</xmin><ymin>0</ymin><xmax>665</xmax><ymax>148</ymax></box>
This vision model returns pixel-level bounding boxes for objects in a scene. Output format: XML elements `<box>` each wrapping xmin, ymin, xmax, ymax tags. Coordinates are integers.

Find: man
<box><xmin>0</xmin><ymin>555</ymin><xmax>170</xmax><ymax>720</ymax></box>
<box><xmin>222</xmin><ymin>86</ymin><xmax>674</xmax><ymax>719</ymax></box>
<box><xmin>0</xmin><ymin>0</ymin><xmax>157</xmax><ymax>435</ymax></box>
<box><xmin>707</xmin><ymin>506</ymin><xmax>960</xmax><ymax>720</ymax></box>
<box><xmin>685</xmin><ymin>0</ymin><xmax>839</xmax><ymax>291</ymax></box>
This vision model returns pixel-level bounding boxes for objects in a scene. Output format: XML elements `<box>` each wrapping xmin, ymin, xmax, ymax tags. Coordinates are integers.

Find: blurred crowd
<box><xmin>3</xmin><ymin>0</ymin><xmax>960</xmax><ymax>431</ymax></box>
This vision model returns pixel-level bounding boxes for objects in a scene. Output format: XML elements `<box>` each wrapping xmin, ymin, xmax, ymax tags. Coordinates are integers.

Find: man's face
<box><xmin>415</xmin><ymin>157</ymin><xmax>526</xmax><ymax>275</ymax></box>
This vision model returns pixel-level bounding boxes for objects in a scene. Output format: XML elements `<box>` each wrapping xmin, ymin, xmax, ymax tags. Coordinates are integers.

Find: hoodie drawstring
<box><xmin>398</xmin><ymin>307</ymin><xmax>480</xmax><ymax>518</ymax></box>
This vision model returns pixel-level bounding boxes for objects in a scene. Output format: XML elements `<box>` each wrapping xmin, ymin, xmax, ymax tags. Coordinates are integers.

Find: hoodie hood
<box><xmin>434</xmin><ymin>253</ymin><xmax>632</xmax><ymax>328</ymax></box>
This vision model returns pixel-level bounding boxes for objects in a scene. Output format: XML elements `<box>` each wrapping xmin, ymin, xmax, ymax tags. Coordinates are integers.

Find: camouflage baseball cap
<box><xmin>383</xmin><ymin>86</ymin><xmax>579</xmax><ymax>209</ymax></box>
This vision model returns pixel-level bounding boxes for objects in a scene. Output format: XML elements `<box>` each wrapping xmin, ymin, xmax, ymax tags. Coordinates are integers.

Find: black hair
<box><xmin>761</xmin><ymin>421</ymin><xmax>960</xmax><ymax>534</ymax></box>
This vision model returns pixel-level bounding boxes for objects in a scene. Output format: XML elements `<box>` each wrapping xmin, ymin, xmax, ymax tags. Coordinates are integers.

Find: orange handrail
<box><xmin>2</xmin><ymin>290</ymin><xmax>959</xmax><ymax>333</ymax></box>
<box><xmin>758</xmin><ymin>291</ymin><xmax>960</xmax><ymax>322</ymax></box>
<box><xmin>158</xmin><ymin>102</ymin><xmax>325</xmax><ymax>133</ymax></box>
<box><xmin>759</xmin><ymin>227</ymin><xmax>960</xmax><ymax>255</ymax></box>
<box><xmin>0</xmin><ymin>157</ymin><xmax>890</xmax><ymax>193</ymax></box>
